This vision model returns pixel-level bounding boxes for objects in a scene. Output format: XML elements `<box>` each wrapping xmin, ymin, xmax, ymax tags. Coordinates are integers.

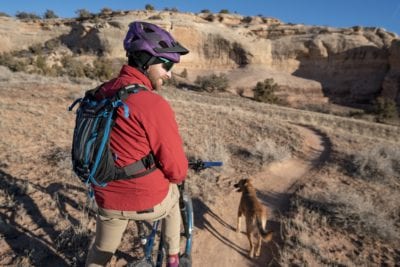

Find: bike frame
<box><xmin>129</xmin><ymin>161</ymin><xmax>222</xmax><ymax>267</ymax></box>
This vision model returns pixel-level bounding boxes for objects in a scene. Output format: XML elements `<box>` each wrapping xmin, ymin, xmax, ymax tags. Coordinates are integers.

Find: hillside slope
<box><xmin>1</xmin><ymin>10</ymin><xmax>399</xmax><ymax>107</ymax></box>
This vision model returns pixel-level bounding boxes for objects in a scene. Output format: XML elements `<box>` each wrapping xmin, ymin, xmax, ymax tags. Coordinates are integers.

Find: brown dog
<box><xmin>234</xmin><ymin>178</ymin><xmax>273</xmax><ymax>258</ymax></box>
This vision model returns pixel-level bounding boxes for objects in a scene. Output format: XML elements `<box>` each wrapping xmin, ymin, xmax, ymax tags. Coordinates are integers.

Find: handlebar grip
<box><xmin>202</xmin><ymin>161</ymin><xmax>223</xmax><ymax>168</ymax></box>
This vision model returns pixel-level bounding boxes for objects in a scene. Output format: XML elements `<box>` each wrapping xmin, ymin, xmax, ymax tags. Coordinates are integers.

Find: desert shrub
<box><xmin>43</xmin><ymin>9</ymin><xmax>58</xmax><ymax>19</ymax></box>
<box><xmin>200</xmin><ymin>9</ymin><xmax>211</xmax><ymax>13</ymax></box>
<box><xmin>351</xmin><ymin>145</ymin><xmax>400</xmax><ymax>183</ymax></box>
<box><xmin>75</xmin><ymin>9</ymin><xmax>92</xmax><ymax>19</ymax></box>
<box><xmin>0</xmin><ymin>12</ymin><xmax>10</xmax><ymax>17</ymax></box>
<box><xmin>61</xmin><ymin>55</ymin><xmax>85</xmax><ymax>78</ymax></box>
<box><xmin>100</xmin><ymin>7</ymin><xmax>113</xmax><ymax>15</ymax></box>
<box><xmin>281</xmin><ymin>180</ymin><xmax>400</xmax><ymax>267</ymax></box>
<box><xmin>180</xmin><ymin>68</ymin><xmax>188</xmax><ymax>78</ymax></box>
<box><xmin>55</xmin><ymin>222</ymin><xmax>92</xmax><ymax>265</ymax></box>
<box><xmin>219</xmin><ymin>9</ymin><xmax>230</xmax><ymax>14</ymax></box>
<box><xmin>163</xmin><ymin>7</ymin><xmax>179</xmax><ymax>12</ymax></box>
<box><xmin>81</xmin><ymin>57</ymin><xmax>118</xmax><ymax>81</ymax></box>
<box><xmin>252</xmin><ymin>78</ymin><xmax>279</xmax><ymax>103</ymax></box>
<box><xmin>91</xmin><ymin>58</ymin><xmax>115</xmax><ymax>81</ymax></box>
<box><xmin>352</xmin><ymin>25</ymin><xmax>362</xmax><ymax>32</ymax></box>
<box><xmin>0</xmin><ymin>52</ymin><xmax>27</xmax><ymax>72</ymax></box>
<box><xmin>204</xmin><ymin>14</ymin><xmax>215</xmax><ymax>22</ymax></box>
<box><xmin>148</xmin><ymin>15</ymin><xmax>162</xmax><ymax>20</ymax></box>
<box><xmin>29</xmin><ymin>43</ymin><xmax>43</xmax><ymax>55</ymax></box>
<box><xmin>35</xmin><ymin>55</ymin><xmax>47</xmax><ymax>71</ymax></box>
<box><xmin>195</xmin><ymin>73</ymin><xmax>229</xmax><ymax>92</ymax></box>
<box><xmin>373</xmin><ymin>97</ymin><xmax>398</xmax><ymax>122</ymax></box>
<box><xmin>253</xmin><ymin>138</ymin><xmax>290</xmax><ymax>164</ymax></box>
<box><xmin>242</xmin><ymin>16</ymin><xmax>252</xmax><ymax>23</ymax></box>
<box><xmin>145</xmin><ymin>4</ymin><xmax>155</xmax><ymax>11</ymax></box>
<box><xmin>44</xmin><ymin>39</ymin><xmax>61</xmax><ymax>50</ymax></box>
<box><xmin>16</xmin><ymin>11</ymin><xmax>41</xmax><ymax>20</ymax></box>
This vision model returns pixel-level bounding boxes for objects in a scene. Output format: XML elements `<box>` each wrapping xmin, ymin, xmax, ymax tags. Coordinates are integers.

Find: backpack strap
<box><xmin>113</xmin><ymin>84</ymin><xmax>157</xmax><ymax>181</ymax></box>
<box><xmin>114</xmin><ymin>153</ymin><xmax>158</xmax><ymax>180</ymax></box>
<box><xmin>117</xmin><ymin>84</ymin><xmax>148</xmax><ymax>101</ymax></box>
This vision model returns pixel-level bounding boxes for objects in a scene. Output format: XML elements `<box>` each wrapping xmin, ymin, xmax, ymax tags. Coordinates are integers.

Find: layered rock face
<box><xmin>0</xmin><ymin>11</ymin><xmax>399</xmax><ymax>106</ymax></box>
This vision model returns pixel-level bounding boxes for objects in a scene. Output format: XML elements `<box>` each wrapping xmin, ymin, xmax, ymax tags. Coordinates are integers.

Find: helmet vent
<box><xmin>158</xmin><ymin>41</ymin><xmax>169</xmax><ymax>48</ymax></box>
<box><xmin>143</xmin><ymin>26</ymin><xmax>155</xmax><ymax>33</ymax></box>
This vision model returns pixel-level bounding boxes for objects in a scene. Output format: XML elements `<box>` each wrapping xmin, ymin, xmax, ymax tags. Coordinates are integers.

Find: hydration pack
<box><xmin>69</xmin><ymin>84</ymin><xmax>157</xmax><ymax>187</ymax></box>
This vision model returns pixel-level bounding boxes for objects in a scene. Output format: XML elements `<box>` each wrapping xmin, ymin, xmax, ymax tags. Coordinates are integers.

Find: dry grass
<box><xmin>0</xmin><ymin>68</ymin><xmax>399</xmax><ymax>266</ymax></box>
<box><xmin>279</xmin><ymin>127</ymin><xmax>400</xmax><ymax>266</ymax></box>
<box><xmin>0</xmin><ymin>70</ymin><xmax>303</xmax><ymax>265</ymax></box>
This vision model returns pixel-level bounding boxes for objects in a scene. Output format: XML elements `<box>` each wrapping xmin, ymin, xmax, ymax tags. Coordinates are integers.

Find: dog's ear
<box><xmin>245</xmin><ymin>178</ymin><xmax>253</xmax><ymax>186</ymax></box>
<box><xmin>233</xmin><ymin>179</ymin><xmax>243</xmax><ymax>192</ymax></box>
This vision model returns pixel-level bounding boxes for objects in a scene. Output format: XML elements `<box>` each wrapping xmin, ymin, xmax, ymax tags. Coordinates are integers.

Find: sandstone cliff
<box><xmin>0</xmin><ymin>10</ymin><xmax>399</xmax><ymax>106</ymax></box>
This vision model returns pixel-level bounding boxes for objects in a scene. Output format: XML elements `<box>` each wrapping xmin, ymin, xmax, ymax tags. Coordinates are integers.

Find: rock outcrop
<box><xmin>0</xmin><ymin>10</ymin><xmax>399</xmax><ymax>106</ymax></box>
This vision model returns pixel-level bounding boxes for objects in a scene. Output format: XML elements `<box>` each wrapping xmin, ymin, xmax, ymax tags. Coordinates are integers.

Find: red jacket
<box><xmin>92</xmin><ymin>65</ymin><xmax>188</xmax><ymax>211</ymax></box>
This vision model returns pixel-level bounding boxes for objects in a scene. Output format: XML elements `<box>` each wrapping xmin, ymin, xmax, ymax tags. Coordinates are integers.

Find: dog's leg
<box><xmin>246</xmin><ymin>217</ymin><xmax>254</xmax><ymax>258</ymax></box>
<box><xmin>255</xmin><ymin>234</ymin><xmax>262</xmax><ymax>257</ymax></box>
<box><xmin>246</xmin><ymin>231</ymin><xmax>254</xmax><ymax>258</ymax></box>
<box><xmin>237</xmin><ymin>209</ymin><xmax>243</xmax><ymax>233</ymax></box>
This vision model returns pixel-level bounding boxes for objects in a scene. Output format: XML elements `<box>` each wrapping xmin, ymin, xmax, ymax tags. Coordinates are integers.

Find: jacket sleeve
<box><xmin>138</xmin><ymin>95</ymin><xmax>188</xmax><ymax>183</ymax></box>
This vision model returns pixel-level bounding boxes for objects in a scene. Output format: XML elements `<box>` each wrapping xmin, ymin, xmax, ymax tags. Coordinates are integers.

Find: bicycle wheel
<box><xmin>127</xmin><ymin>259</ymin><xmax>153</xmax><ymax>267</ymax></box>
<box><xmin>181</xmin><ymin>191</ymin><xmax>194</xmax><ymax>255</ymax></box>
<box><xmin>179</xmin><ymin>253</ymin><xmax>192</xmax><ymax>267</ymax></box>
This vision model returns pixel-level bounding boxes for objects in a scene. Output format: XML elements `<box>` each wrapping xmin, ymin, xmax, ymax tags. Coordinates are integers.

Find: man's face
<box><xmin>147</xmin><ymin>63</ymin><xmax>172</xmax><ymax>91</ymax></box>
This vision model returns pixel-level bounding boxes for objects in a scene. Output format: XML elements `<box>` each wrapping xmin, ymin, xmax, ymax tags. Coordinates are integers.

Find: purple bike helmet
<box><xmin>124</xmin><ymin>21</ymin><xmax>189</xmax><ymax>63</ymax></box>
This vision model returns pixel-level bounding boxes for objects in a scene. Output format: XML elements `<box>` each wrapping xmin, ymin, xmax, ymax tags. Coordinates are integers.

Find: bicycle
<box><xmin>128</xmin><ymin>160</ymin><xmax>223</xmax><ymax>267</ymax></box>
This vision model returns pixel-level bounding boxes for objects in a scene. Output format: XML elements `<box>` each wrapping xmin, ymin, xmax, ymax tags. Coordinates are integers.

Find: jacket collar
<box><xmin>119</xmin><ymin>65</ymin><xmax>153</xmax><ymax>90</ymax></box>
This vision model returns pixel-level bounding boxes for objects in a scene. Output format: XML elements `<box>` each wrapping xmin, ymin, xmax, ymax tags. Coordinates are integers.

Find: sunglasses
<box><xmin>159</xmin><ymin>57</ymin><xmax>174</xmax><ymax>72</ymax></box>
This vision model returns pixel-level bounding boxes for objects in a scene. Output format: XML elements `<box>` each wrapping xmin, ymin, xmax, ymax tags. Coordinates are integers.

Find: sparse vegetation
<box><xmin>43</xmin><ymin>9</ymin><xmax>58</xmax><ymax>19</ymax></box>
<box><xmin>346</xmin><ymin>144</ymin><xmax>400</xmax><ymax>183</ymax></box>
<box><xmin>252</xmin><ymin>78</ymin><xmax>279</xmax><ymax>103</ymax></box>
<box><xmin>61</xmin><ymin>55</ymin><xmax>86</xmax><ymax>78</ymax></box>
<box><xmin>204</xmin><ymin>14</ymin><xmax>215</xmax><ymax>22</ymax></box>
<box><xmin>29</xmin><ymin>43</ymin><xmax>43</xmax><ymax>55</ymax></box>
<box><xmin>180</xmin><ymin>68</ymin><xmax>188</xmax><ymax>78</ymax></box>
<box><xmin>44</xmin><ymin>38</ymin><xmax>61</xmax><ymax>50</ymax></box>
<box><xmin>200</xmin><ymin>9</ymin><xmax>211</xmax><ymax>13</ymax></box>
<box><xmin>75</xmin><ymin>9</ymin><xmax>92</xmax><ymax>19</ymax></box>
<box><xmin>148</xmin><ymin>15</ymin><xmax>162</xmax><ymax>20</ymax></box>
<box><xmin>84</xmin><ymin>57</ymin><xmax>117</xmax><ymax>81</ymax></box>
<box><xmin>100</xmin><ymin>7</ymin><xmax>113</xmax><ymax>15</ymax></box>
<box><xmin>0</xmin><ymin>12</ymin><xmax>10</xmax><ymax>17</ymax></box>
<box><xmin>278</xmin><ymin>125</ymin><xmax>400</xmax><ymax>266</ymax></box>
<box><xmin>242</xmin><ymin>16</ymin><xmax>252</xmax><ymax>23</ymax></box>
<box><xmin>15</xmin><ymin>11</ymin><xmax>41</xmax><ymax>20</ymax></box>
<box><xmin>145</xmin><ymin>4</ymin><xmax>155</xmax><ymax>11</ymax></box>
<box><xmin>219</xmin><ymin>9</ymin><xmax>230</xmax><ymax>14</ymax></box>
<box><xmin>373</xmin><ymin>96</ymin><xmax>398</xmax><ymax>122</ymax></box>
<box><xmin>163</xmin><ymin>7</ymin><xmax>179</xmax><ymax>12</ymax></box>
<box><xmin>195</xmin><ymin>73</ymin><xmax>229</xmax><ymax>92</ymax></box>
<box><xmin>0</xmin><ymin>52</ymin><xmax>28</xmax><ymax>72</ymax></box>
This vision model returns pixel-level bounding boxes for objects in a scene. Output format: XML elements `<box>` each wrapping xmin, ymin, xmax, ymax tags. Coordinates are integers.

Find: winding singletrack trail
<box><xmin>191</xmin><ymin>125</ymin><xmax>331</xmax><ymax>267</ymax></box>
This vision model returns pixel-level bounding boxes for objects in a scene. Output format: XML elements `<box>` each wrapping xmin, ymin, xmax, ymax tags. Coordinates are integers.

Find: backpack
<box><xmin>68</xmin><ymin>84</ymin><xmax>157</xmax><ymax>187</ymax></box>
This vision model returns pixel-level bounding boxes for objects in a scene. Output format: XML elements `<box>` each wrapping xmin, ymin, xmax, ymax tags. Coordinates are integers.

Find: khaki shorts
<box><xmin>85</xmin><ymin>184</ymin><xmax>181</xmax><ymax>267</ymax></box>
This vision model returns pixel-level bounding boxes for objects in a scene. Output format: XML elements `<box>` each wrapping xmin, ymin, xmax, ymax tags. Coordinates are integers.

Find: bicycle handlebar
<box><xmin>188</xmin><ymin>160</ymin><xmax>223</xmax><ymax>172</ymax></box>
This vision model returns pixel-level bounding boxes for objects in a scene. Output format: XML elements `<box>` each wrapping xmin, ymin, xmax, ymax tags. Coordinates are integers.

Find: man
<box><xmin>85</xmin><ymin>21</ymin><xmax>189</xmax><ymax>267</ymax></box>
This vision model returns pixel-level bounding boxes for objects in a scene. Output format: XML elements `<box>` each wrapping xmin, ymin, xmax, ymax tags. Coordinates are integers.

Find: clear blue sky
<box><xmin>1</xmin><ymin>0</ymin><xmax>399</xmax><ymax>35</ymax></box>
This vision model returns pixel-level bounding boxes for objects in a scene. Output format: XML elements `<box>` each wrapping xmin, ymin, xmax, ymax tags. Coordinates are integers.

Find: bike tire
<box><xmin>181</xmin><ymin>192</ymin><xmax>194</xmax><ymax>255</ymax></box>
<box><xmin>127</xmin><ymin>259</ymin><xmax>154</xmax><ymax>267</ymax></box>
<box><xmin>179</xmin><ymin>254</ymin><xmax>192</xmax><ymax>267</ymax></box>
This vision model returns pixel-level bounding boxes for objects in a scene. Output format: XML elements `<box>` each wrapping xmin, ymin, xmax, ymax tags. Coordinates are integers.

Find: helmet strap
<box><xmin>127</xmin><ymin>52</ymin><xmax>153</xmax><ymax>73</ymax></box>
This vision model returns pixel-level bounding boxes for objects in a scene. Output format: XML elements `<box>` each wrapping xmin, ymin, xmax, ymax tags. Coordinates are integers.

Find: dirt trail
<box><xmin>191</xmin><ymin>125</ymin><xmax>330</xmax><ymax>267</ymax></box>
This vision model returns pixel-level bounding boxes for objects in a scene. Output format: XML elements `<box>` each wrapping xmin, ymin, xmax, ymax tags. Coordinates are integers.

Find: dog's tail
<box><xmin>256</xmin><ymin>215</ymin><xmax>273</xmax><ymax>242</ymax></box>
